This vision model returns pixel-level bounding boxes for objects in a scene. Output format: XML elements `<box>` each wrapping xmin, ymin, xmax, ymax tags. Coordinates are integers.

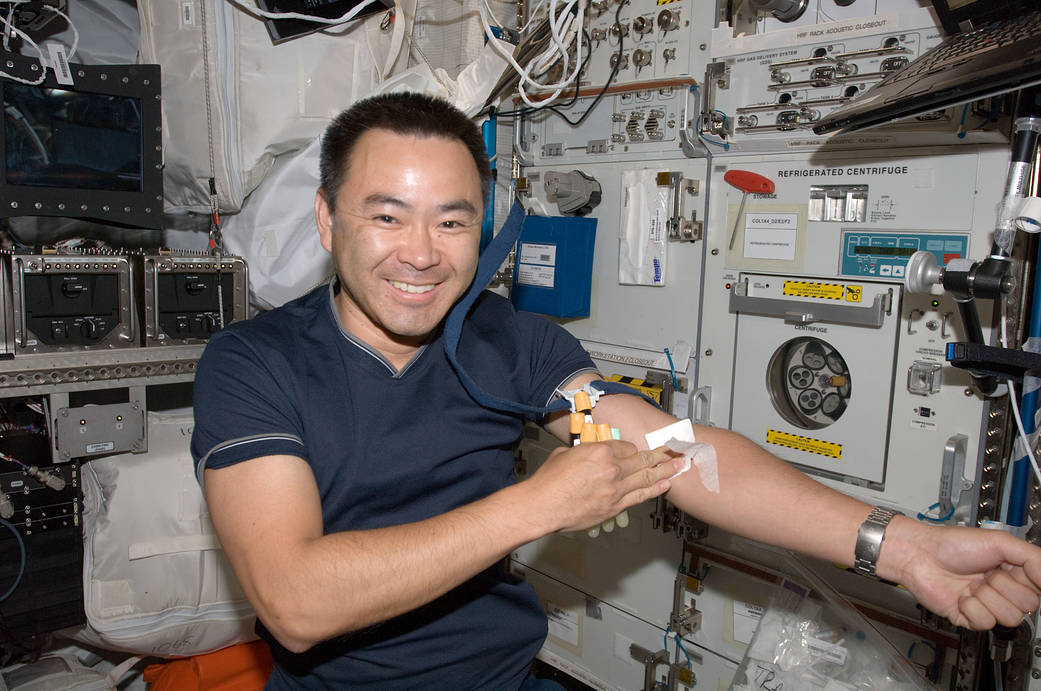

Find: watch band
<box><xmin>853</xmin><ymin>507</ymin><xmax>900</xmax><ymax>578</ymax></box>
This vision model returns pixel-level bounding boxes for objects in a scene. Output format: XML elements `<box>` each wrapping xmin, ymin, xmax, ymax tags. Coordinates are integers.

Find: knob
<box><xmin>905</xmin><ymin>251</ymin><xmax>942</xmax><ymax>294</ymax></box>
<box><xmin>80</xmin><ymin>318</ymin><xmax>100</xmax><ymax>340</ymax></box>
<box><xmin>185</xmin><ymin>279</ymin><xmax>208</xmax><ymax>295</ymax></box>
<box><xmin>657</xmin><ymin>9</ymin><xmax>680</xmax><ymax>31</ymax></box>
<box><xmin>632</xmin><ymin>16</ymin><xmax>652</xmax><ymax>35</ymax></box>
<box><xmin>62</xmin><ymin>281</ymin><xmax>86</xmax><ymax>298</ymax></box>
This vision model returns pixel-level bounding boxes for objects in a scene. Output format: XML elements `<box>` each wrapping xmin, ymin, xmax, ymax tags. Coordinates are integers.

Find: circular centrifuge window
<box><xmin>766</xmin><ymin>336</ymin><xmax>851</xmax><ymax>430</ymax></box>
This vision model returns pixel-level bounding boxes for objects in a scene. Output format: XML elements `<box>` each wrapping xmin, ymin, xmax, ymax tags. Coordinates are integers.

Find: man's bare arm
<box><xmin>204</xmin><ymin>444</ymin><xmax>682</xmax><ymax>653</ymax></box>
<box><xmin>546</xmin><ymin>372</ymin><xmax>1041</xmax><ymax>629</ymax></box>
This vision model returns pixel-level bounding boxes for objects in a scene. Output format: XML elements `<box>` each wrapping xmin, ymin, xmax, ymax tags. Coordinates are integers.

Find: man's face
<box><xmin>315</xmin><ymin>128</ymin><xmax>484</xmax><ymax>360</ymax></box>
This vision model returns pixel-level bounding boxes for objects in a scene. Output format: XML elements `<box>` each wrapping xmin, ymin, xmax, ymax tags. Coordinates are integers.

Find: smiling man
<box><xmin>193</xmin><ymin>92</ymin><xmax>1041</xmax><ymax>690</ymax></box>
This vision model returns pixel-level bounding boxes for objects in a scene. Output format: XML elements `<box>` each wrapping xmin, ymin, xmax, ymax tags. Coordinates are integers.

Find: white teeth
<box><xmin>390</xmin><ymin>280</ymin><xmax>435</xmax><ymax>294</ymax></box>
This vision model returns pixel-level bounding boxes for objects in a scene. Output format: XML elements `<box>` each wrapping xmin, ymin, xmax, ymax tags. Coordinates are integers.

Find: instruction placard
<box><xmin>546</xmin><ymin>602</ymin><xmax>580</xmax><ymax>647</ymax></box>
<box><xmin>743</xmin><ymin>212</ymin><xmax>798</xmax><ymax>260</ymax></box>
<box><xmin>783</xmin><ymin>281</ymin><xmax>844</xmax><ymax>300</ymax></box>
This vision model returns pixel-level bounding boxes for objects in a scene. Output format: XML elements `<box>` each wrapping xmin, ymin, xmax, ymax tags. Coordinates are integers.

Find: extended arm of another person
<box><xmin>546</xmin><ymin>372</ymin><xmax>1041</xmax><ymax>631</ymax></box>
<box><xmin>203</xmin><ymin>443</ymin><xmax>685</xmax><ymax>653</ymax></box>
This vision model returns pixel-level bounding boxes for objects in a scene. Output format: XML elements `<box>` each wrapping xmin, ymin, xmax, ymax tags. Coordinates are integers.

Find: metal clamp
<box><xmin>730</xmin><ymin>283</ymin><xmax>889</xmax><ymax>328</ymax></box>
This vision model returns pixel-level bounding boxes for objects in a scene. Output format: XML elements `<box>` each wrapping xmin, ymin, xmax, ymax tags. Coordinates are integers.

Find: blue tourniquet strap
<box><xmin>444</xmin><ymin>202</ymin><xmax>569</xmax><ymax>417</ymax></box>
<box><xmin>444</xmin><ymin>202</ymin><xmax>661</xmax><ymax>416</ymax></box>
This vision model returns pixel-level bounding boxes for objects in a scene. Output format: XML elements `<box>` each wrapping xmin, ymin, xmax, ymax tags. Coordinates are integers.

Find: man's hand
<box><xmin>882</xmin><ymin>518</ymin><xmax>1041</xmax><ymax>630</ymax></box>
<box><xmin>523</xmin><ymin>441</ymin><xmax>681</xmax><ymax>534</ymax></box>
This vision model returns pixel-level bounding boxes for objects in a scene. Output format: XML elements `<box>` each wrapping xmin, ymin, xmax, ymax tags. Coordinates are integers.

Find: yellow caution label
<box><xmin>844</xmin><ymin>285</ymin><xmax>862</xmax><ymax>303</ymax></box>
<box><xmin>783</xmin><ymin>281</ymin><xmax>844</xmax><ymax>301</ymax></box>
<box><xmin>607</xmin><ymin>374</ymin><xmax>663</xmax><ymax>405</ymax></box>
<box><xmin>766</xmin><ymin>429</ymin><xmax>843</xmax><ymax>459</ymax></box>
<box><xmin>656</xmin><ymin>0</ymin><xmax>680</xmax><ymax>5</ymax></box>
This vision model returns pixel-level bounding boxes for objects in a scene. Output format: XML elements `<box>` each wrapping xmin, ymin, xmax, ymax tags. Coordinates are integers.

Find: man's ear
<box><xmin>315</xmin><ymin>189</ymin><xmax>334</xmax><ymax>253</ymax></box>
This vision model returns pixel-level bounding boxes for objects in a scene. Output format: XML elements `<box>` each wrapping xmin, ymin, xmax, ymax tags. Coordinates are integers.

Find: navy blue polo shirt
<box><xmin>191</xmin><ymin>282</ymin><xmax>595</xmax><ymax>689</ymax></box>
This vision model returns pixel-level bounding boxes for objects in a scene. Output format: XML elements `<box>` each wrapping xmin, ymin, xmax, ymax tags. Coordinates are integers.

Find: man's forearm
<box><xmin>208</xmin><ymin>442</ymin><xmax>677</xmax><ymax>653</ymax></box>
<box><xmin>252</xmin><ymin>480</ymin><xmax>550</xmax><ymax>652</ymax></box>
<box><xmin>588</xmin><ymin>390</ymin><xmax>878</xmax><ymax>571</ymax></box>
<box><xmin>666</xmin><ymin>424</ymin><xmax>872</xmax><ymax>565</ymax></box>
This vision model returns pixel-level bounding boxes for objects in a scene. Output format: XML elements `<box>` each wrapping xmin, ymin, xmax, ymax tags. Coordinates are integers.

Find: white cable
<box><xmin>2</xmin><ymin>1</ymin><xmax>19</xmax><ymax>51</ymax></box>
<box><xmin>227</xmin><ymin>0</ymin><xmax>380</xmax><ymax>26</ymax></box>
<box><xmin>40</xmin><ymin>2</ymin><xmax>78</xmax><ymax>61</ymax></box>
<box><xmin>0</xmin><ymin>2</ymin><xmax>47</xmax><ymax>86</ymax></box>
<box><xmin>478</xmin><ymin>0</ymin><xmax>587</xmax><ymax>108</ymax></box>
<box><xmin>1001</xmin><ymin>309</ymin><xmax>1041</xmax><ymax>490</ymax></box>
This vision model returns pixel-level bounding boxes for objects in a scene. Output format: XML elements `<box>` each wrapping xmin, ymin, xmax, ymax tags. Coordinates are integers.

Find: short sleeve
<box><xmin>513</xmin><ymin>310</ymin><xmax>597</xmax><ymax>411</ymax></box>
<box><xmin>190</xmin><ymin>328</ymin><xmax>308</xmax><ymax>482</ymax></box>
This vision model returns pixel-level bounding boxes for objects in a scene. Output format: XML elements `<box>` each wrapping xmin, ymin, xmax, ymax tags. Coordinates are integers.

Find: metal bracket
<box><xmin>730</xmin><ymin>282</ymin><xmax>889</xmax><ymax>328</ymax></box>
<box><xmin>630</xmin><ymin>643</ymin><xmax>669</xmax><ymax>691</ymax></box>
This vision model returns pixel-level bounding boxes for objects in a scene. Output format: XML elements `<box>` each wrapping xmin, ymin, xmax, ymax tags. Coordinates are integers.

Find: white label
<box><xmin>181</xmin><ymin>1</ymin><xmax>196</xmax><ymax>27</ymax></box>
<box><xmin>10</xmin><ymin>480</ymin><xmax>23</xmax><ymax>489</ymax></box>
<box><xmin>519</xmin><ymin>242</ymin><xmax>556</xmax><ymax>266</ymax></box>
<box><xmin>743</xmin><ymin>212</ymin><xmax>798</xmax><ymax>260</ymax></box>
<box><xmin>733</xmin><ymin>600</ymin><xmax>764</xmax><ymax>644</ymax></box>
<box><xmin>86</xmin><ymin>441</ymin><xmax>116</xmax><ymax>454</ymax></box>
<box><xmin>47</xmin><ymin>44</ymin><xmax>73</xmax><ymax>85</ymax></box>
<box><xmin>806</xmin><ymin>636</ymin><xmax>848</xmax><ymax>665</ymax></box>
<box><xmin>518</xmin><ymin>263</ymin><xmax>555</xmax><ymax>288</ymax></box>
<box><xmin>649</xmin><ymin>206</ymin><xmax>666</xmax><ymax>243</ymax></box>
<box><xmin>911</xmin><ymin>418</ymin><xmax>937</xmax><ymax>431</ymax></box>
<box><xmin>546</xmin><ymin>602</ymin><xmax>580</xmax><ymax>646</ymax></box>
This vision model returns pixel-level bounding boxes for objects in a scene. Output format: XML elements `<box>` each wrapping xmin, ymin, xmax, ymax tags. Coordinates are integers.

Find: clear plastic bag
<box><xmin>730</xmin><ymin>550</ymin><xmax>936</xmax><ymax>691</ymax></box>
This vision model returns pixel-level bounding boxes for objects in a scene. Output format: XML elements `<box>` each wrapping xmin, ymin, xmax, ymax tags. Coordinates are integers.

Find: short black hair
<box><xmin>318</xmin><ymin>92</ymin><xmax>492</xmax><ymax>212</ymax></box>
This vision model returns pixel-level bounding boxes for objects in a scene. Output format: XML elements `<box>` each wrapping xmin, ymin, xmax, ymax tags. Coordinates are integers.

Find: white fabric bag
<box><xmin>72</xmin><ymin>410</ymin><xmax>256</xmax><ymax>657</ymax></box>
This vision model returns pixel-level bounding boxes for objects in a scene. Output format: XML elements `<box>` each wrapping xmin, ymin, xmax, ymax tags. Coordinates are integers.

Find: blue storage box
<box><xmin>510</xmin><ymin>215</ymin><xmax>597</xmax><ymax>318</ymax></box>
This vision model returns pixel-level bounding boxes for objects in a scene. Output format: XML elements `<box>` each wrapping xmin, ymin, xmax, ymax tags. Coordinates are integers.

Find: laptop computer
<box><xmin>812</xmin><ymin>0</ymin><xmax>1041</xmax><ymax>135</ymax></box>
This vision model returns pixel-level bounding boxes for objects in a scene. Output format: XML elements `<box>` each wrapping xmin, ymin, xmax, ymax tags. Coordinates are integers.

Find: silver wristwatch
<box><xmin>853</xmin><ymin>507</ymin><xmax>900</xmax><ymax>578</ymax></box>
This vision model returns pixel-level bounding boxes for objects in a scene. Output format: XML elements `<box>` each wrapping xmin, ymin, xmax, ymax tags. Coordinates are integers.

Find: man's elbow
<box><xmin>254</xmin><ymin>589</ymin><xmax>364</xmax><ymax>654</ymax></box>
<box><xmin>257</xmin><ymin>601</ymin><xmax>328</xmax><ymax>654</ymax></box>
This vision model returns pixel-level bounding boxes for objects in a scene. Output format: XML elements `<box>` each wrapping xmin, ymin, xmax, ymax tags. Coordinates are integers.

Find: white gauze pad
<box><xmin>644</xmin><ymin>419</ymin><xmax>720</xmax><ymax>493</ymax></box>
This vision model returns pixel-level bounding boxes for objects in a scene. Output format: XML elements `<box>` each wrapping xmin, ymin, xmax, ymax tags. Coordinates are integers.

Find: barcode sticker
<box><xmin>47</xmin><ymin>44</ymin><xmax>73</xmax><ymax>85</ymax></box>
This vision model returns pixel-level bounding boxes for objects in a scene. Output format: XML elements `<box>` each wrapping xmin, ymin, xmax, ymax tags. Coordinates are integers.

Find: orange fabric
<box><xmin>143</xmin><ymin>641</ymin><xmax>273</xmax><ymax>691</ymax></box>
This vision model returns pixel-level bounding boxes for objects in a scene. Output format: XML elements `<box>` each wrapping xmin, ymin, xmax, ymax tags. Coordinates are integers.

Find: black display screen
<box><xmin>4</xmin><ymin>83</ymin><xmax>142</xmax><ymax>192</ymax></box>
<box><xmin>852</xmin><ymin>245</ymin><xmax>917</xmax><ymax>257</ymax></box>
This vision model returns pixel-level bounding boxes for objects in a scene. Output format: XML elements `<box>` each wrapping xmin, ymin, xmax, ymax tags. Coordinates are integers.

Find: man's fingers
<box><xmin>617</xmin><ymin>455</ymin><xmax>684</xmax><ymax>497</ymax></box>
<box><xmin>613</xmin><ymin>445</ymin><xmax>675</xmax><ymax>475</ymax></box>
<box><xmin>971</xmin><ymin>582</ymin><xmax>1030</xmax><ymax>627</ymax></box>
<box><xmin>617</xmin><ymin>478</ymin><xmax>673</xmax><ymax>512</ymax></box>
<box><xmin>982</xmin><ymin>570</ymin><xmax>1041</xmax><ymax>618</ymax></box>
<box><xmin>957</xmin><ymin>595</ymin><xmax>996</xmax><ymax>631</ymax></box>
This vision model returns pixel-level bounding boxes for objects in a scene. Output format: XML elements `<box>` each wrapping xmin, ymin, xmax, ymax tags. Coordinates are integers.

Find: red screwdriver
<box><xmin>724</xmin><ymin>170</ymin><xmax>775</xmax><ymax>251</ymax></box>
